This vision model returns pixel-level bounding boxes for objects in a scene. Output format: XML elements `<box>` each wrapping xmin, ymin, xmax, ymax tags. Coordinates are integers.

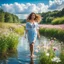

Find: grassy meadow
<box><xmin>0</xmin><ymin>22</ymin><xmax>24</xmax><ymax>54</ymax></box>
<box><xmin>38</xmin><ymin>24</ymin><xmax>64</xmax><ymax>64</ymax></box>
<box><xmin>39</xmin><ymin>27</ymin><xmax>64</xmax><ymax>42</ymax></box>
<box><xmin>38</xmin><ymin>40</ymin><xmax>64</xmax><ymax>64</ymax></box>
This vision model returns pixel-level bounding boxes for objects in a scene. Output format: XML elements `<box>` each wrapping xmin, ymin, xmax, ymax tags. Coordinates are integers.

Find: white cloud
<box><xmin>37</xmin><ymin>3</ymin><xmax>48</xmax><ymax>13</ymax></box>
<box><xmin>1</xmin><ymin>2</ymin><xmax>48</xmax><ymax>14</ymax></box>
<box><xmin>16</xmin><ymin>14</ymin><xmax>29</xmax><ymax>19</ymax></box>
<box><xmin>0</xmin><ymin>0</ymin><xmax>64</xmax><ymax>19</ymax></box>
<box><xmin>49</xmin><ymin>0</ymin><xmax>62</xmax><ymax>6</ymax></box>
<box><xmin>49</xmin><ymin>0</ymin><xmax>64</xmax><ymax>10</ymax></box>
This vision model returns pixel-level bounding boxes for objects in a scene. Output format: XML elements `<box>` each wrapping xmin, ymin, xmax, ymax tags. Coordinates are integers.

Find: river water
<box><xmin>0</xmin><ymin>35</ymin><xmax>64</xmax><ymax>64</ymax></box>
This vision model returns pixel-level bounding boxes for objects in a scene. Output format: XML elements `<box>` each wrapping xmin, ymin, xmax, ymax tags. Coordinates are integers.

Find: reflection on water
<box><xmin>0</xmin><ymin>35</ymin><xmax>64</xmax><ymax>64</ymax></box>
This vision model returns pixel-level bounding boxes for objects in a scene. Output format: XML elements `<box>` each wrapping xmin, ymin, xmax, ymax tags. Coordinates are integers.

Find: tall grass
<box><xmin>51</xmin><ymin>17</ymin><xmax>64</xmax><ymax>24</ymax></box>
<box><xmin>0</xmin><ymin>32</ymin><xmax>19</xmax><ymax>54</ymax></box>
<box><xmin>38</xmin><ymin>39</ymin><xmax>64</xmax><ymax>64</ymax></box>
<box><xmin>0</xmin><ymin>23</ymin><xmax>24</xmax><ymax>54</ymax></box>
<box><xmin>38</xmin><ymin>46</ymin><xmax>64</xmax><ymax>64</ymax></box>
<box><xmin>0</xmin><ymin>22</ymin><xmax>24</xmax><ymax>35</ymax></box>
<box><xmin>39</xmin><ymin>28</ymin><xmax>64</xmax><ymax>42</ymax></box>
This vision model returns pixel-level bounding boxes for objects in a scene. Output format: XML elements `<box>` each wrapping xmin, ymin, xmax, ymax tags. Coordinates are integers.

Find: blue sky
<box><xmin>0</xmin><ymin>0</ymin><xmax>64</xmax><ymax>19</ymax></box>
<box><xmin>0</xmin><ymin>0</ymin><xmax>49</xmax><ymax>5</ymax></box>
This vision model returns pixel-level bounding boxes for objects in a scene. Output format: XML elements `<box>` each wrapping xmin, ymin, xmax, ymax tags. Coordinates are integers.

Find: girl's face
<box><xmin>31</xmin><ymin>14</ymin><xmax>35</xmax><ymax>20</ymax></box>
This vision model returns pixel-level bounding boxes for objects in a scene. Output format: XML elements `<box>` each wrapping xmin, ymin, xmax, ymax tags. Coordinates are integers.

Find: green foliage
<box><xmin>0</xmin><ymin>13</ymin><xmax>4</xmax><ymax>22</ymax></box>
<box><xmin>39</xmin><ymin>52</ymin><xmax>55</xmax><ymax>64</ymax></box>
<box><xmin>0</xmin><ymin>23</ymin><xmax>24</xmax><ymax>35</ymax></box>
<box><xmin>38</xmin><ymin>46</ymin><xmax>64</xmax><ymax>64</ymax></box>
<box><xmin>20</xmin><ymin>19</ymin><xmax>26</xmax><ymax>23</ymax></box>
<box><xmin>39</xmin><ymin>28</ymin><xmax>64</xmax><ymax>41</ymax></box>
<box><xmin>60</xmin><ymin>52</ymin><xmax>64</xmax><ymax>64</ymax></box>
<box><xmin>46</xmin><ymin>17</ymin><xmax>54</xmax><ymax>24</ymax></box>
<box><xmin>7</xmin><ymin>32</ymin><xmax>19</xmax><ymax>51</ymax></box>
<box><xmin>14</xmin><ymin>26</ymin><xmax>24</xmax><ymax>35</ymax></box>
<box><xmin>0</xmin><ymin>23</ymin><xmax>24</xmax><ymax>54</ymax></box>
<box><xmin>5</xmin><ymin>12</ymin><xmax>13</xmax><ymax>23</ymax></box>
<box><xmin>0</xmin><ymin>8</ymin><xmax>4</xmax><ymax>13</ymax></box>
<box><xmin>51</xmin><ymin>17</ymin><xmax>64</xmax><ymax>24</ymax></box>
<box><xmin>0</xmin><ymin>31</ymin><xmax>19</xmax><ymax>54</ymax></box>
<box><xmin>38</xmin><ymin>38</ymin><xmax>64</xmax><ymax>64</ymax></box>
<box><xmin>0</xmin><ymin>9</ymin><xmax>20</xmax><ymax>23</ymax></box>
<box><xmin>13</xmin><ymin>15</ymin><xmax>20</xmax><ymax>23</ymax></box>
<box><xmin>40</xmin><ymin>8</ymin><xmax>64</xmax><ymax>24</ymax></box>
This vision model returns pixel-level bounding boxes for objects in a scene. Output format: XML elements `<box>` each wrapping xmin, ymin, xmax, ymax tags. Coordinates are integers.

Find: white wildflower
<box><xmin>46</xmin><ymin>53</ymin><xmax>49</xmax><ymax>56</ymax></box>
<box><xmin>51</xmin><ymin>56</ymin><xmax>61</xmax><ymax>63</ymax></box>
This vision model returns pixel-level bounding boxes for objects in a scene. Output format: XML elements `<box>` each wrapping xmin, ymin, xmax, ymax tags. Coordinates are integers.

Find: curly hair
<box><xmin>26</xmin><ymin>12</ymin><xmax>42</xmax><ymax>23</ymax></box>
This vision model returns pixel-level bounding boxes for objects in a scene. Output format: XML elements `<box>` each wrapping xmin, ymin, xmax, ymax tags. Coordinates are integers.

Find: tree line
<box><xmin>40</xmin><ymin>8</ymin><xmax>64</xmax><ymax>24</ymax></box>
<box><xmin>0</xmin><ymin>9</ymin><xmax>20</xmax><ymax>23</ymax></box>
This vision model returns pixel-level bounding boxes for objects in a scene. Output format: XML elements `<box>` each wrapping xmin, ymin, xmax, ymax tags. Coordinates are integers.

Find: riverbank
<box><xmin>39</xmin><ymin>24</ymin><xmax>64</xmax><ymax>29</ymax></box>
<box><xmin>0</xmin><ymin>23</ymin><xmax>24</xmax><ymax>54</ymax></box>
<box><xmin>22</xmin><ymin>24</ymin><xmax>64</xmax><ymax>30</ymax></box>
<box><xmin>38</xmin><ymin>25</ymin><xmax>64</xmax><ymax>64</ymax></box>
<box><xmin>39</xmin><ymin>24</ymin><xmax>64</xmax><ymax>42</ymax></box>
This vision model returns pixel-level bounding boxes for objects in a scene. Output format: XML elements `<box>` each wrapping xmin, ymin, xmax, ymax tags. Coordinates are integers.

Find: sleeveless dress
<box><xmin>26</xmin><ymin>22</ymin><xmax>39</xmax><ymax>44</ymax></box>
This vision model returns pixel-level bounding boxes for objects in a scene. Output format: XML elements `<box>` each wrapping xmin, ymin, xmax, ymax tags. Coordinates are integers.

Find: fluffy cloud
<box><xmin>49</xmin><ymin>0</ymin><xmax>64</xmax><ymax>10</ymax></box>
<box><xmin>16</xmin><ymin>14</ymin><xmax>29</xmax><ymax>19</ymax></box>
<box><xmin>1</xmin><ymin>2</ymin><xmax>48</xmax><ymax>14</ymax></box>
<box><xmin>0</xmin><ymin>0</ymin><xmax>64</xmax><ymax>19</ymax></box>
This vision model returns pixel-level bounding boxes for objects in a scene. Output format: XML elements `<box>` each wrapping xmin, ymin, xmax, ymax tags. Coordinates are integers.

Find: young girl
<box><xmin>25</xmin><ymin>12</ymin><xmax>41</xmax><ymax>58</ymax></box>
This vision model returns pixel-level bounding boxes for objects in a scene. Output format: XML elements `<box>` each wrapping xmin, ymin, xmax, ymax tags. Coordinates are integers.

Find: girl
<box><xmin>25</xmin><ymin>12</ymin><xmax>41</xmax><ymax>58</ymax></box>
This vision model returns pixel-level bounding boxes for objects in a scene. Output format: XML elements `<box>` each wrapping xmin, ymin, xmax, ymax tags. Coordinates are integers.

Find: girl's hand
<box><xmin>38</xmin><ymin>34</ymin><xmax>40</xmax><ymax>39</ymax></box>
<box><xmin>24</xmin><ymin>30</ymin><xmax>27</xmax><ymax>38</ymax></box>
<box><xmin>24</xmin><ymin>36</ymin><xmax>26</xmax><ymax>38</ymax></box>
<box><xmin>37</xmin><ymin>29</ymin><xmax>40</xmax><ymax>39</ymax></box>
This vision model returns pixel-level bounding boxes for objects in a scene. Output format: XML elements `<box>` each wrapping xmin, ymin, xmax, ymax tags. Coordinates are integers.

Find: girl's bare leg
<box><xmin>30</xmin><ymin>42</ymin><xmax>34</xmax><ymax>57</ymax></box>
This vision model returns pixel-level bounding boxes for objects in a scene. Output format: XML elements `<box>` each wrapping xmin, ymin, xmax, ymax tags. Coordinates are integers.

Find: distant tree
<box><xmin>0</xmin><ymin>8</ymin><xmax>4</xmax><ymax>13</ymax></box>
<box><xmin>12</xmin><ymin>15</ymin><xmax>18</xmax><ymax>23</ymax></box>
<box><xmin>46</xmin><ymin>17</ymin><xmax>54</xmax><ymax>23</ymax></box>
<box><xmin>0</xmin><ymin>13</ymin><xmax>4</xmax><ymax>22</ymax></box>
<box><xmin>60</xmin><ymin>8</ymin><xmax>64</xmax><ymax>16</ymax></box>
<box><xmin>15</xmin><ymin>15</ymin><xmax>20</xmax><ymax>23</ymax></box>
<box><xmin>0</xmin><ymin>8</ymin><xmax>20</xmax><ymax>23</ymax></box>
<box><xmin>20</xmin><ymin>19</ymin><xmax>26</xmax><ymax>23</ymax></box>
<box><xmin>4</xmin><ymin>12</ymin><xmax>13</xmax><ymax>23</ymax></box>
<box><xmin>40</xmin><ymin>8</ymin><xmax>64</xmax><ymax>24</ymax></box>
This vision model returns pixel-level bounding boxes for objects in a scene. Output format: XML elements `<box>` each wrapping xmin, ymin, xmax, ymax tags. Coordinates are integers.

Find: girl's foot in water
<box><xmin>30</xmin><ymin>54</ymin><xmax>36</xmax><ymax>58</ymax></box>
<box><xmin>26</xmin><ymin>54</ymin><xmax>36</xmax><ymax>58</ymax></box>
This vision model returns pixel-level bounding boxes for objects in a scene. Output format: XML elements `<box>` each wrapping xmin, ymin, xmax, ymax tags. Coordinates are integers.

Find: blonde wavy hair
<box><xmin>26</xmin><ymin>12</ymin><xmax>42</xmax><ymax>23</ymax></box>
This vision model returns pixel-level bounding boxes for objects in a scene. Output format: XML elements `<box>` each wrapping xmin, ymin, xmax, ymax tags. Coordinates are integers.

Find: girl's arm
<box><xmin>37</xmin><ymin>23</ymin><xmax>40</xmax><ymax>38</ymax></box>
<box><xmin>37</xmin><ymin>29</ymin><xmax>40</xmax><ymax>38</ymax></box>
<box><xmin>25</xmin><ymin>22</ymin><xmax>29</xmax><ymax>38</ymax></box>
<box><xmin>24</xmin><ymin>29</ymin><xmax>28</xmax><ymax>38</ymax></box>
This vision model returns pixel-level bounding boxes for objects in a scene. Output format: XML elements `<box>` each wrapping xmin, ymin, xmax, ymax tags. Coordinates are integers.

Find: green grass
<box><xmin>39</xmin><ymin>28</ymin><xmax>64</xmax><ymax>42</ymax></box>
<box><xmin>51</xmin><ymin>17</ymin><xmax>64</xmax><ymax>24</ymax></box>
<box><xmin>0</xmin><ymin>22</ymin><xmax>24</xmax><ymax>54</ymax></box>
<box><xmin>0</xmin><ymin>32</ymin><xmax>19</xmax><ymax>54</ymax></box>
<box><xmin>38</xmin><ymin>40</ymin><xmax>64</xmax><ymax>64</ymax></box>
<box><xmin>0</xmin><ymin>22</ymin><xmax>24</xmax><ymax>35</ymax></box>
<box><xmin>38</xmin><ymin>49</ymin><xmax>64</xmax><ymax>64</ymax></box>
<box><xmin>39</xmin><ymin>48</ymin><xmax>55</xmax><ymax>64</ymax></box>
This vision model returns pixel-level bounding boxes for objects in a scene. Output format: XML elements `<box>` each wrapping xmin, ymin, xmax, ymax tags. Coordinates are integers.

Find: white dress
<box><xmin>26</xmin><ymin>22</ymin><xmax>39</xmax><ymax>44</ymax></box>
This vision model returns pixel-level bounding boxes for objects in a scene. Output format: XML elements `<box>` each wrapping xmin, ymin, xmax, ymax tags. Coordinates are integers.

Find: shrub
<box><xmin>38</xmin><ymin>39</ymin><xmax>64</xmax><ymax>64</ymax></box>
<box><xmin>0</xmin><ymin>23</ymin><xmax>24</xmax><ymax>54</ymax></box>
<box><xmin>39</xmin><ymin>28</ymin><xmax>64</xmax><ymax>41</ymax></box>
<box><xmin>0</xmin><ymin>31</ymin><xmax>19</xmax><ymax>54</ymax></box>
<box><xmin>51</xmin><ymin>17</ymin><xmax>64</xmax><ymax>24</ymax></box>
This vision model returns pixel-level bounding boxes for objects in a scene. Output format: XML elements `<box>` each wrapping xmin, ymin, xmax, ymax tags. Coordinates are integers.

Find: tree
<box><xmin>0</xmin><ymin>8</ymin><xmax>4</xmax><ymax>13</ymax></box>
<box><xmin>40</xmin><ymin>8</ymin><xmax>64</xmax><ymax>24</ymax></box>
<box><xmin>0</xmin><ymin>13</ymin><xmax>4</xmax><ymax>22</ymax></box>
<box><xmin>4</xmin><ymin>12</ymin><xmax>13</xmax><ymax>23</ymax></box>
